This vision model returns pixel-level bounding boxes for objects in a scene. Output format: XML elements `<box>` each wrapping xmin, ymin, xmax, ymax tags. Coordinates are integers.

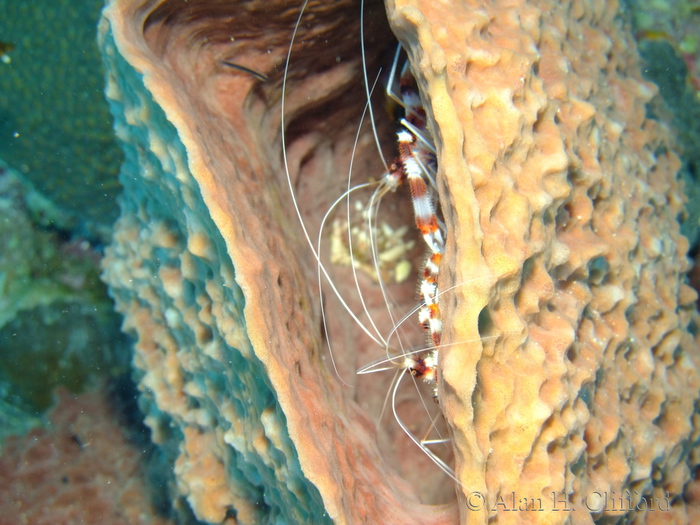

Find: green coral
<box><xmin>0</xmin><ymin>301</ymin><xmax>128</xmax><ymax>411</ymax></box>
<box><xmin>0</xmin><ymin>0</ymin><xmax>122</xmax><ymax>239</ymax></box>
<box><xmin>624</xmin><ymin>0</ymin><xmax>700</xmax><ymax>247</ymax></box>
<box><xmin>637</xmin><ymin>39</ymin><xmax>700</xmax><ymax>246</ymax></box>
<box><xmin>0</xmin><ymin>164</ymin><xmax>129</xmax><ymax>416</ymax></box>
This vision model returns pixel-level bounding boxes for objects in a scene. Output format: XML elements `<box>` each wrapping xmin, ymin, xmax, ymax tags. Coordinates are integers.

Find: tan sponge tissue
<box><xmin>100</xmin><ymin>0</ymin><xmax>700</xmax><ymax>522</ymax></box>
<box><xmin>386</xmin><ymin>0</ymin><xmax>700</xmax><ymax>521</ymax></box>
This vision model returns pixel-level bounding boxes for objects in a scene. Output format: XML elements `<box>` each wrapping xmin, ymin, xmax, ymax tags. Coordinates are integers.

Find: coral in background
<box><xmin>0</xmin><ymin>163</ymin><xmax>129</xmax><ymax>417</ymax></box>
<box><xmin>99</xmin><ymin>0</ymin><xmax>700</xmax><ymax>523</ymax></box>
<box><xmin>0</xmin><ymin>300</ymin><xmax>128</xmax><ymax>411</ymax></box>
<box><xmin>0</xmin><ymin>386</ymin><xmax>173</xmax><ymax>525</ymax></box>
<box><xmin>625</xmin><ymin>0</ymin><xmax>700</xmax><ymax>249</ymax></box>
<box><xmin>0</xmin><ymin>0</ymin><xmax>122</xmax><ymax>239</ymax></box>
<box><xmin>0</xmin><ymin>397</ymin><xmax>41</xmax><ymax>451</ymax></box>
<box><xmin>626</xmin><ymin>0</ymin><xmax>700</xmax><ymax>96</ymax></box>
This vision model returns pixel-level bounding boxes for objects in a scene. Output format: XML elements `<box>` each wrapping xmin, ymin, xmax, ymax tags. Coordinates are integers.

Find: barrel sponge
<box><xmin>99</xmin><ymin>0</ymin><xmax>700</xmax><ymax>523</ymax></box>
<box><xmin>99</xmin><ymin>2</ymin><xmax>434</xmax><ymax>523</ymax></box>
<box><xmin>386</xmin><ymin>0</ymin><xmax>700</xmax><ymax>521</ymax></box>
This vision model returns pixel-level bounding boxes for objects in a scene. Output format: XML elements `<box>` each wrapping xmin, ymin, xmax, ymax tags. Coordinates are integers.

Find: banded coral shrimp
<box><xmin>280</xmin><ymin>0</ymin><xmax>491</xmax><ymax>505</ymax></box>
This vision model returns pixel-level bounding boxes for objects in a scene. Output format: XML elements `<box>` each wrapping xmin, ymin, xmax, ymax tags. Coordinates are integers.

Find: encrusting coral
<box><xmin>99</xmin><ymin>0</ymin><xmax>700</xmax><ymax>523</ymax></box>
<box><xmin>0</xmin><ymin>387</ymin><xmax>172</xmax><ymax>525</ymax></box>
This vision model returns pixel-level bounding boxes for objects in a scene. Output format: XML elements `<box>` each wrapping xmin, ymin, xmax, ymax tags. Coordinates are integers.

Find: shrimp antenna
<box><xmin>282</xmin><ymin>0</ymin><xmax>391</xmax><ymax>363</ymax></box>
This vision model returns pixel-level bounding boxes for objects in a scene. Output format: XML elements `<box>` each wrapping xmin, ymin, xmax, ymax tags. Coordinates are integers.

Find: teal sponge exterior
<box><xmin>99</xmin><ymin>19</ymin><xmax>331</xmax><ymax>524</ymax></box>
